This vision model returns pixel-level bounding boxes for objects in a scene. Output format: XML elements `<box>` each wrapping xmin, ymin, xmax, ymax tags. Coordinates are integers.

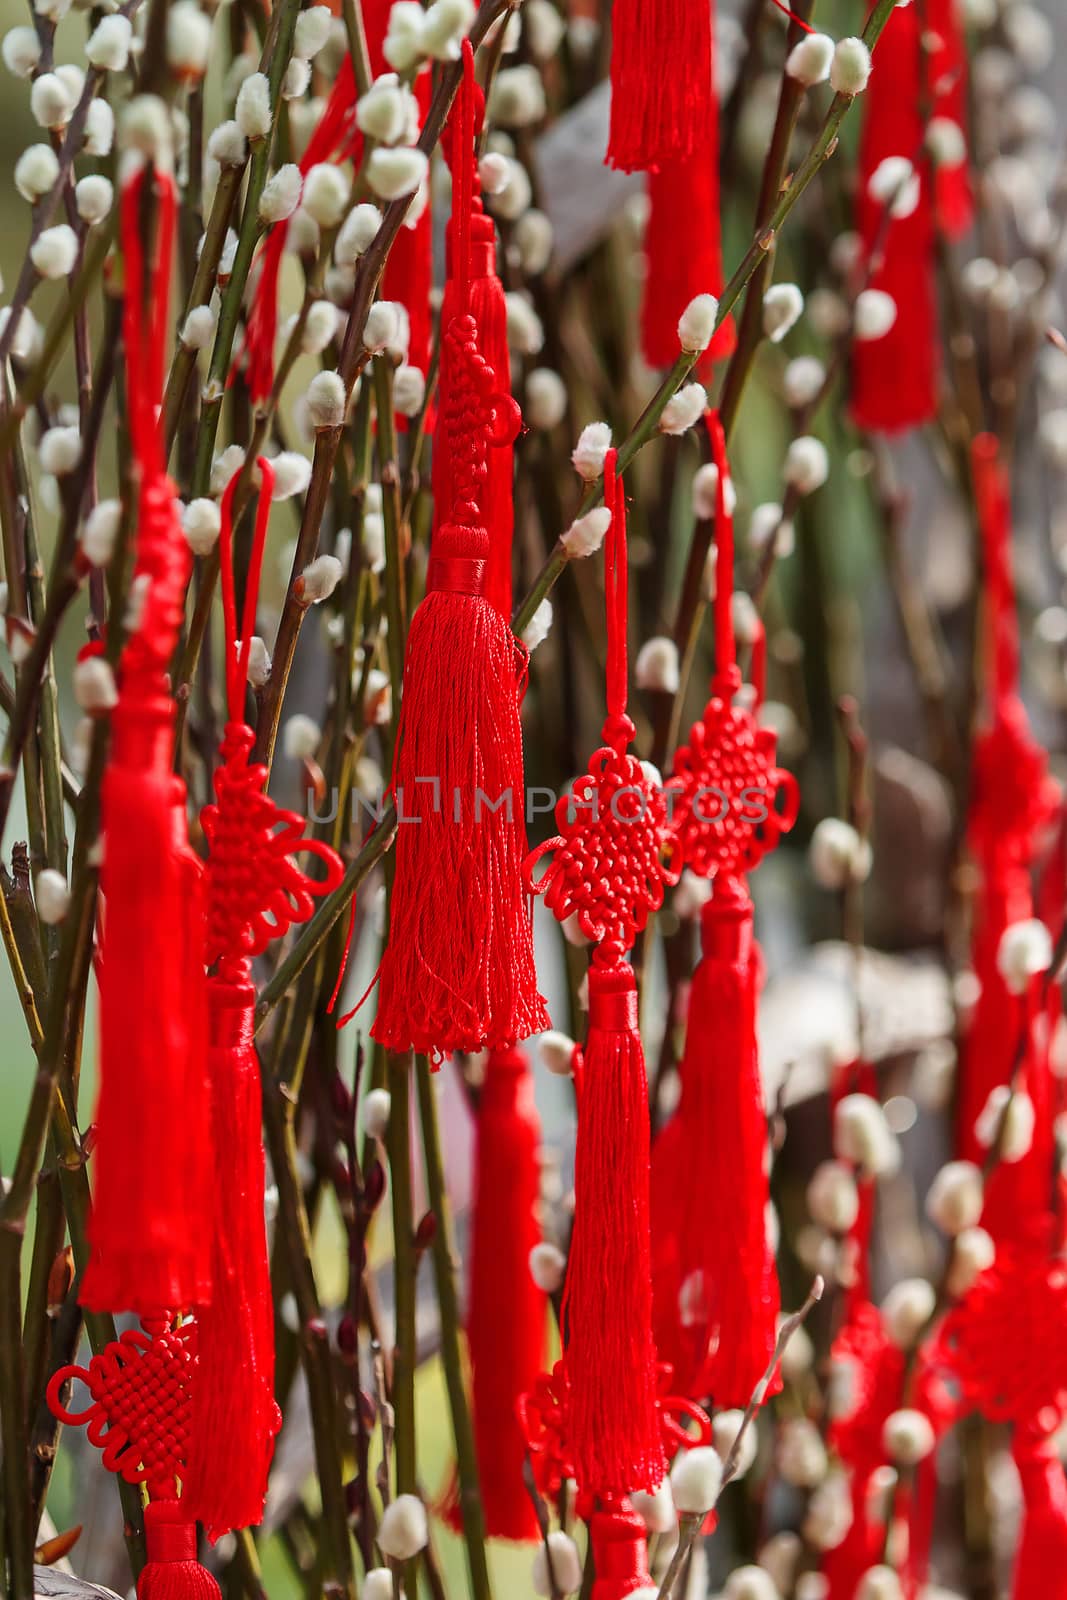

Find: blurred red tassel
<box><xmin>82</xmin><ymin>167</ymin><xmax>212</xmax><ymax>1318</ymax></box>
<box><xmin>137</xmin><ymin>1503</ymin><xmax>221</xmax><ymax>1600</ymax></box>
<box><xmin>928</xmin><ymin>0</ymin><xmax>973</xmax><ymax>237</ymax></box>
<box><xmin>1012</xmin><ymin>1428</ymin><xmax>1067</xmax><ymax>1600</ymax></box>
<box><xmin>607</xmin><ymin>0</ymin><xmax>712</xmax><ymax>171</ymax></box>
<box><xmin>642</xmin><ymin>152</ymin><xmax>735</xmax><ymax>375</ymax></box>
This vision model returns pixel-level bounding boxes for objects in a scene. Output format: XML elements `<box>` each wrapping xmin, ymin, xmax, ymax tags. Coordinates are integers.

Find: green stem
<box><xmin>387</xmin><ymin>1054</ymin><xmax>417</xmax><ymax>1501</ymax></box>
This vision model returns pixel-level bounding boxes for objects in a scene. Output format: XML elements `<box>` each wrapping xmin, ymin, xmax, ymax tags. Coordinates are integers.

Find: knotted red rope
<box><xmin>82</xmin><ymin>165</ymin><xmax>213</xmax><ymax>1318</ymax></box>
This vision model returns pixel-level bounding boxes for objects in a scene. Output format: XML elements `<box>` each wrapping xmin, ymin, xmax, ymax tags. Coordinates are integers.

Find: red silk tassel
<box><xmin>606</xmin><ymin>0</ymin><xmax>712</xmax><ymax>172</ymax></box>
<box><xmin>371</xmin><ymin>44</ymin><xmax>547</xmax><ymax>1056</ymax></box>
<box><xmin>850</xmin><ymin>2</ymin><xmax>937</xmax><ymax>435</ymax></box>
<box><xmin>589</xmin><ymin>1500</ymin><xmax>654</xmax><ymax>1600</ymax></box>
<box><xmin>1011</xmin><ymin>1428</ymin><xmax>1067</xmax><ymax>1600</ymax></box>
<box><xmin>137</xmin><ymin>1503</ymin><xmax>221</xmax><ymax>1600</ymax></box>
<box><xmin>651</xmin><ymin>881</ymin><xmax>779</xmax><ymax>1405</ymax></box>
<box><xmin>455</xmin><ymin>1046</ymin><xmax>546</xmax><ymax>1539</ymax></box>
<box><xmin>928</xmin><ymin>0</ymin><xmax>973</xmax><ymax>238</ymax></box>
<box><xmin>82</xmin><ymin>168</ymin><xmax>212</xmax><ymax>1317</ymax></box>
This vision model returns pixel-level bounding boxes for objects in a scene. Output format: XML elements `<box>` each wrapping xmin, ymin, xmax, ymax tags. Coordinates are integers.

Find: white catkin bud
<box><xmin>526</xmin><ymin>368</ymin><xmax>567</xmax><ymax>429</ymax></box>
<box><xmin>635</xmin><ymin>637</ymin><xmax>680</xmax><ymax>694</ymax></box>
<box><xmin>855</xmin><ymin>1570</ymin><xmax>903</xmax><ymax>1600</ymax></box>
<box><xmin>670</xmin><ymin>1446</ymin><xmax>724</xmax><ymax>1513</ymax></box>
<box><xmin>181</xmin><ymin>303</ymin><xmax>217</xmax><ymax>349</ymax></box>
<box><xmin>283</xmin><ymin>713</ymin><xmax>321</xmax><ymax>760</ymax></box>
<box><xmin>299</xmin><ymin>300</ymin><xmax>338</xmax><ymax>356</ymax></box>
<box><xmin>786</xmin><ymin>31</ymin><xmax>834</xmax><ymax>86</ymax></box>
<box><xmin>294</xmin><ymin>5</ymin><xmax>332</xmax><ymax>58</ymax></box>
<box><xmin>120</xmin><ymin>96</ymin><xmax>174</xmax><ymax>165</ymax></box>
<box><xmin>246</xmin><ymin>636</ymin><xmax>271</xmax><ymax>687</ymax></box>
<box><xmin>378</xmin><ymin>1496</ymin><xmax>429</xmax><ymax>1562</ymax></box>
<box><xmin>335</xmin><ymin>203</ymin><xmax>381</xmax><ymax>265</ymax></box>
<box><xmin>489</xmin><ymin>63</ymin><xmax>546</xmax><ymax>125</ymax></box>
<box><xmin>784</xmin><ymin>435</ymin><xmax>829</xmax><ymax>495</ymax></box>
<box><xmin>804</xmin><ymin>1472</ymin><xmax>854</xmax><ymax>1551</ymax></box>
<box><xmin>259</xmin><ymin>164</ymin><xmax>302</xmax><ymax>224</ymax></box>
<box><xmin>976</xmin><ymin>1085</ymin><xmax>1035</xmax><ymax>1163</ymax></box>
<box><xmin>759</xmin><ymin>1533</ymin><xmax>801</xmax><ymax>1594</ymax></box>
<box><xmin>490</xmin><ymin>158</ymin><xmax>532</xmax><ymax>222</ymax></box>
<box><xmin>678</xmin><ymin>292</ymin><xmax>720</xmax><ymax>353</ymax></box>
<box><xmin>55</xmin><ymin>65</ymin><xmax>84</xmax><ymax>105</ymax></box>
<box><xmin>997</xmin><ymin>919</ymin><xmax>1052</xmax><ymax>994</ymax></box>
<box><xmin>357</xmin><ymin>75</ymin><xmax>407</xmax><ymax>144</ymax></box>
<box><xmin>394</xmin><ymin>365</ymin><xmax>426</xmax><ymax>417</ymax></box>
<box><xmin>86</xmin><ymin>13</ymin><xmax>131</xmax><ymax>70</ymax></box>
<box><xmin>75</xmin><ymin>175</ymin><xmax>114</xmax><ymax>226</ymax></box>
<box><xmin>367</xmin><ymin>146</ymin><xmax>428</xmax><ymax>201</ymax></box>
<box><xmin>522</xmin><ymin>598</ymin><xmax>553</xmax><ymax>652</ymax></box>
<box><xmin>479</xmin><ymin>152</ymin><xmax>511</xmax><ymax>195</ymax></box>
<box><xmin>926</xmin><ymin>1161</ymin><xmax>983</xmax><ymax>1236</ymax></box>
<box><xmin>525</xmin><ymin>0</ymin><xmax>565</xmax><ymax>59</ymax></box>
<box><xmin>763</xmin><ymin>283</ymin><xmax>804</xmax><ymax>343</ymax></box>
<box><xmin>630</xmin><ymin>1479</ymin><xmax>675</xmax><ymax>1535</ymax></box>
<box><xmin>854</xmin><ymin>288</ymin><xmax>897</xmax><ymax>341</ymax></box>
<box><xmin>778</xmin><ymin>1418</ymin><xmax>827</xmax><ymax>1489</ymax></box>
<box><xmin>880</xmin><ymin>1279</ymin><xmax>936</xmax><ymax>1349</ymax></box>
<box><xmin>38</xmin><ymin>426</ymin><xmax>81</xmax><ymax>476</ymax></box>
<box><xmin>809</xmin><ymin>817</ymin><xmax>870</xmax><ymax>888</ymax></box>
<box><xmin>515</xmin><ymin>209</ymin><xmax>554</xmax><ymax>275</ymax></box>
<box><xmin>31</xmin><ymin>226</ymin><xmax>78</xmax><ymax>281</ymax></box>
<box><xmin>299</xmin><ymin>554</ymin><xmax>343</xmax><ymax>603</ymax></box>
<box><xmin>282</xmin><ymin>55</ymin><xmax>311</xmax><ymax>99</ymax></box>
<box><xmin>182</xmin><ymin>498</ymin><xmax>222</xmax><ymax>555</ymax></box>
<box><xmin>948</xmin><ymin>1227</ymin><xmax>995</xmax><ymax>1297</ymax></box>
<box><xmin>270</xmin><ymin>452</ymin><xmax>312</xmax><ymax>501</ymax></box>
<box><xmin>362</xmin><ymin>1088</ymin><xmax>391</xmax><ymax>1139</ymax></box>
<box><xmin>674</xmin><ymin>869</ymin><xmax>712</xmax><ymax>921</ymax></box>
<box><xmin>383</xmin><ymin>1</ymin><xmax>425</xmax><ymax>72</ymax></box>
<box><xmin>927</xmin><ymin>116</ymin><xmax>966</xmax><ymax>168</ymax></box>
<box><xmin>85</xmin><ymin>99</ymin><xmax>115</xmax><ymax>158</ymax></box>
<box><xmin>30</xmin><ymin>74</ymin><xmax>73</xmax><ymax>130</ymax></box>
<box><xmin>830</xmin><ymin>37</ymin><xmax>872</xmax><ymax>96</ymax></box>
<box><xmin>532</xmin><ymin>1532</ymin><xmax>582</xmax><ymax>1598</ymax></box>
<box><xmin>726</xmin><ymin>1569</ymin><xmax>781</xmax><ymax>1600</ymax></box>
<box><xmin>361</xmin><ymin>1572</ymin><xmax>392</xmax><ymax>1600</ymax></box>
<box><xmin>529</xmin><ymin>1240</ymin><xmax>567</xmax><ymax>1292</ymax></box>
<box><xmin>504</xmin><ymin>293</ymin><xmax>544</xmax><ymax>355</ymax></box>
<box><xmin>659</xmin><ymin>382</ymin><xmax>707</xmax><ymax>436</ymax></box>
<box><xmin>82</xmin><ymin>500</ymin><xmax>120</xmax><ymax>567</ymax></box>
<box><xmin>2</xmin><ymin>26</ymin><xmax>41</xmax><ymax>78</ymax></box>
<box><xmin>868</xmin><ymin>156</ymin><xmax>920</xmax><ymax>219</ymax></box>
<box><xmin>572</xmin><ymin>421</ymin><xmax>612</xmax><ymax>480</ymax></box>
<box><xmin>167</xmin><ymin>2</ymin><xmax>213</xmax><ymax>76</ymax></box>
<box><xmin>537</xmin><ymin>1031</ymin><xmax>576</xmax><ymax>1075</ymax></box>
<box><xmin>210</xmin><ymin>446</ymin><xmax>245</xmax><ymax>495</ymax></box>
<box><xmin>73</xmin><ymin>656</ymin><xmax>118</xmax><ymax>714</ymax></box>
<box><xmin>15</xmin><ymin>145</ymin><xmax>60</xmax><ymax>203</ymax></box>
<box><xmin>35</xmin><ymin>869</ymin><xmax>71</xmax><ymax>925</ymax></box>
<box><xmin>835</xmin><ymin>1093</ymin><xmax>898</xmax><ymax>1178</ymax></box>
<box><xmin>783</xmin><ymin>356</ymin><xmax>826</xmax><ymax>409</ymax></box>
<box><xmin>692</xmin><ymin>462</ymin><xmax>736</xmax><ymax>521</ymax></box>
<box><xmin>807</xmin><ymin>1161</ymin><xmax>860</xmax><ymax>1233</ymax></box>
<box><xmin>236</xmin><ymin>73</ymin><xmax>272</xmax><ymax>140</ymax></box>
<box><xmin>364</xmin><ymin>300</ymin><xmax>401</xmax><ymax>354</ymax></box>
<box><xmin>421</xmin><ymin>0</ymin><xmax>476</xmax><ymax>61</ymax></box>
<box><xmin>713</xmin><ymin>1410</ymin><xmax>757</xmax><ymax>1480</ymax></box>
<box><xmin>306</xmin><ymin>371</ymin><xmax>346</xmax><ymax>429</ymax></box>
<box><xmin>302</xmin><ymin>163</ymin><xmax>349</xmax><ymax>227</ymax></box>
<box><xmin>883</xmin><ymin>1409</ymin><xmax>935</xmax><ymax>1467</ymax></box>
<box><xmin>562</xmin><ymin>507</ymin><xmax>611</xmax><ymax>559</ymax></box>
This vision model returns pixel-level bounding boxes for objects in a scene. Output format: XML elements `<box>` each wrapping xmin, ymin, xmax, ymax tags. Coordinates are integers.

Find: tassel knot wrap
<box><xmin>652</xmin><ymin>415</ymin><xmax>796</xmax><ymax>1405</ymax></box>
<box><xmin>589</xmin><ymin>1500</ymin><xmax>654</xmax><ymax>1600</ymax></box>
<box><xmin>372</xmin><ymin>42</ymin><xmax>548</xmax><ymax>1057</ymax></box>
<box><xmin>183</xmin><ymin>461</ymin><xmax>343</xmax><ymax>1537</ymax></box>
<box><xmin>525</xmin><ymin>452</ymin><xmax>679</xmax><ymax>1499</ymax></box>
<box><xmin>81</xmin><ymin>166</ymin><xmax>213</xmax><ymax>1318</ymax></box>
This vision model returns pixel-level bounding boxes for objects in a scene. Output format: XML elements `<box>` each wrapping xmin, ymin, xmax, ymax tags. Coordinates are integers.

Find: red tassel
<box><xmin>372</xmin><ymin>43</ymin><xmax>547</xmax><ymax>1056</ymax></box>
<box><xmin>589</xmin><ymin>1499</ymin><xmax>653</xmax><ymax>1600</ymax></box>
<box><xmin>1012</xmin><ymin>1428</ymin><xmax>1067</xmax><ymax>1600</ymax></box>
<box><xmin>928</xmin><ymin>0</ymin><xmax>973</xmax><ymax>237</ymax></box>
<box><xmin>137</xmin><ymin>1503</ymin><xmax>221</xmax><ymax>1600</ymax></box>
<box><xmin>606</xmin><ymin>0</ymin><xmax>712</xmax><ymax>172</ymax></box>
<box><xmin>82</xmin><ymin>168</ymin><xmax>212</xmax><ymax>1317</ymax></box>
<box><xmin>650</xmin><ymin>881</ymin><xmax>779</xmax><ymax>1405</ymax></box>
<box><xmin>454</xmin><ymin>1046</ymin><xmax>546</xmax><ymax>1540</ymax></box>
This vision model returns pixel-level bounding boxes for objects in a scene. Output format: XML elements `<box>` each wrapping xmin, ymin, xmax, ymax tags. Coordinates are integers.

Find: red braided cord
<box><xmin>455</xmin><ymin>39</ymin><xmax>476</xmax><ymax>315</ymax></box>
<box><xmin>603</xmin><ymin>449</ymin><xmax>629</xmax><ymax>746</ymax></box>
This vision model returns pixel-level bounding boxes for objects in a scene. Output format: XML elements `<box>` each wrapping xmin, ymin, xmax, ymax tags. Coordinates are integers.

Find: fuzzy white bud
<box><xmin>782</xmin><ymin>355</ymin><xmax>825</xmax><ymax>409</ymax></box>
<box><xmin>2</xmin><ymin>26</ymin><xmax>41</xmax><ymax>78</ymax></box>
<box><xmin>777</xmin><ymin>1418</ymin><xmax>827</xmax><ymax>1489</ymax></box>
<box><xmin>299</xmin><ymin>554</ymin><xmax>343</xmax><ymax>604</ymax></box>
<box><xmin>976</xmin><ymin>1085</ymin><xmax>1035</xmax><ymax>1163</ymax></box>
<box><xmin>926</xmin><ymin>117</ymin><xmax>966</xmax><ymax>168</ymax></box>
<box><xmin>868</xmin><ymin>156</ymin><xmax>920</xmax><ymax>219</ymax></box>
<box><xmin>997</xmin><ymin>918</ymin><xmax>1052</xmax><ymax>994</ymax></box>
<box><xmin>15</xmin><ymin>145</ymin><xmax>60</xmax><ymax>203</ymax></box>
<box><xmin>246</xmin><ymin>636</ymin><xmax>271</xmax><ymax>688</ymax></box>
<box><xmin>525</xmin><ymin>0</ymin><xmax>564</xmax><ymax>58</ymax></box>
<box><xmin>38</xmin><ymin>426</ymin><xmax>81</xmax><ymax>476</ymax></box>
<box><xmin>883</xmin><ymin>1409</ymin><xmax>935</xmax><ymax>1466</ymax></box>
<box><xmin>300</xmin><ymin>163</ymin><xmax>349</xmax><ymax>228</ymax></box>
<box><xmin>804</xmin><ymin>1472</ymin><xmax>853</xmax><ymax>1552</ymax></box>
<box><xmin>85</xmin><ymin>99</ymin><xmax>115</xmax><ymax>158</ymax></box>
<box><xmin>31</xmin><ymin>226</ymin><xmax>78</xmax><ymax>281</ymax></box>
<box><xmin>515</xmin><ymin>209</ymin><xmax>553</xmax><ymax>275</ymax></box>
<box><xmin>86</xmin><ymin>13</ymin><xmax>132</xmax><ymax>70</ymax></box>
<box><xmin>362</xmin><ymin>1088</ymin><xmax>391</xmax><ymax>1139</ymax></box>
<box><xmin>525</xmin><ymin>367</ymin><xmax>567</xmax><ymax>429</ymax></box>
<box><xmin>835</xmin><ymin>1093</ymin><xmax>898</xmax><ymax>1178</ymax></box>
<box><xmin>479</xmin><ymin>152</ymin><xmax>511</xmax><ymax>195</ymax></box>
<box><xmin>490</xmin><ymin>157</ymin><xmax>532</xmax><ymax>221</ymax></box>
<box><xmin>73</xmin><ymin>656</ymin><xmax>118</xmax><ymax>714</ymax></box>
<box><xmin>120</xmin><ymin>96</ymin><xmax>174</xmax><ymax>165</ymax></box>
<box><xmin>335</xmin><ymin>204</ymin><xmax>381</xmax><ymax>265</ymax></box>
<box><xmin>535</xmin><ymin>1032</ymin><xmax>574</xmax><ymax>1077</ymax></box>
<box><xmin>713</xmin><ymin>1409</ymin><xmax>757</xmax><ymax>1480</ymax></box>
<box><xmin>830</xmin><ymin>37</ymin><xmax>872</xmax><ymax>96</ymax></box>
<box><xmin>671</xmin><ymin>1446</ymin><xmax>724</xmax><ymax>1513</ymax></box>
<box><xmin>180</xmin><ymin>304</ymin><xmax>217</xmax><ymax>350</ymax></box>
<box><xmin>269</xmin><ymin>452</ymin><xmax>312</xmax><ymax>501</ymax></box>
<box><xmin>659</xmin><ymin>382</ymin><xmax>706</xmax><ymax>436</ymax></box>
<box><xmin>367</xmin><ymin>146</ymin><xmax>428</xmax><ymax>201</ymax></box>
<box><xmin>30</xmin><ymin>73</ymin><xmax>73</xmax><ymax>130</ymax></box>
<box><xmin>361</xmin><ymin>1572</ymin><xmax>392</xmax><ymax>1600</ymax></box>
<box><xmin>854</xmin><ymin>288</ymin><xmax>897</xmax><ymax>341</ymax></box>
<box><xmin>210</xmin><ymin>446</ymin><xmax>245</xmax><ymax>496</ymax></box>
<box><xmin>677</xmin><ymin>292</ymin><xmax>720</xmax><ymax>353</ymax></box>
<box><xmin>356</xmin><ymin>74</ymin><xmax>407</xmax><ymax>144</ymax></box>
<box><xmin>182</xmin><ymin>498</ymin><xmax>222</xmax><ymax>555</ymax></box>
<box><xmin>306</xmin><ymin>371</ymin><xmax>346</xmax><ymax>429</ymax></box>
<box><xmin>925</xmin><ymin>1161</ymin><xmax>983</xmax><ymax>1236</ymax></box>
<box><xmin>383</xmin><ymin>1</ymin><xmax>425</xmax><ymax>71</ymax></box>
<box><xmin>529</xmin><ymin>1240</ymin><xmax>567</xmax><ymax>1293</ymax></box>
<box><xmin>763</xmin><ymin>283</ymin><xmax>804</xmax><ymax>343</ymax></box>
<box><xmin>784</xmin><ymin>435</ymin><xmax>830</xmax><ymax>495</ymax></box>
<box><xmin>948</xmin><ymin>1227</ymin><xmax>994</xmax><ymax>1297</ymax></box>
<box><xmin>881</xmin><ymin>1279</ymin><xmax>935</xmax><ymax>1349</ymax></box>
<box><xmin>560</xmin><ymin>508</ymin><xmax>611</xmax><ymax>559</ymax></box>
<box><xmin>572</xmin><ymin>421</ymin><xmax>612</xmax><ymax>481</ymax></box>
<box><xmin>35</xmin><ymin>869</ymin><xmax>71</xmax><ymax>925</ymax></box>
<box><xmin>522</xmin><ymin>598</ymin><xmax>553</xmax><ymax>652</ymax></box>
<box><xmin>236</xmin><ymin>73</ymin><xmax>272</xmax><ymax>140</ymax></box>
<box><xmin>283</xmin><ymin>712</ymin><xmax>321</xmax><ymax>761</ymax></box>
<box><xmin>807</xmin><ymin>1160</ymin><xmax>860</xmax><ymax>1233</ymax></box>
<box><xmin>630</xmin><ymin>1478</ymin><xmax>675</xmax><ymax>1534</ymax></box>
<box><xmin>503</xmin><ymin>292</ymin><xmax>543</xmax><ymax>355</ymax></box>
<box><xmin>364</xmin><ymin>300</ymin><xmax>401</xmax><ymax>355</ymax></box>
<box><xmin>489</xmin><ymin>62</ymin><xmax>546</xmax><ymax>125</ymax></box>
<box><xmin>724</xmin><ymin>1569</ymin><xmax>779</xmax><ymax>1600</ymax></box>
<box><xmin>692</xmin><ymin>461</ymin><xmax>736</xmax><ymax>521</ymax></box>
<box><xmin>786</xmin><ymin>31</ymin><xmax>834</xmax><ymax>86</ymax></box>
<box><xmin>259</xmin><ymin>164</ymin><xmax>302</xmax><ymax>224</ymax></box>
<box><xmin>167</xmin><ymin>2</ymin><xmax>213</xmax><ymax>76</ymax></box>
<box><xmin>394</xmin><ymin>364</ymin><xmax>426</xmax><ymax>417</ymax></box>
<box><xmin>75</xmin><ymin>175</ymin><xmax>114</xmax><ymax>226</ymax></box>
<box><xmin>635</xmin><ymin>637</ymin><xmax>680</xmax><ymax>694</ymax></box>
<box><xmin>379</xmin><ymin>1495</ymin><xmax>428</xmax><ymax>1562</ymax></box>
<box><xmin>82</xmin><ymin>500</ymin><xmax>120</xmax><ymax>567</ymax></box>
<box><xmin>809</xmin><ymin>817</ymin><xmax>870</xmax><ymax>888</ymax></box>
<box><xmin>532</xmin><ymin>1531</ymin><xmax>582</xmax><ymax>1597</ymax></box>
<box><xmin>294</xmin><ymin>4</ymin><xmax>332</xmax><ymax>58</ymax></box>
<box><xmin>421</xmin><ymin>0</ymin><xmax>475</xmax><ymax>60</ymax></box>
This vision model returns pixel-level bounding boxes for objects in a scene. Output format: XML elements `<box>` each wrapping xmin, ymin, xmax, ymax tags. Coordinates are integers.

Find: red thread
<box><xmin>768</xmin><ymin>0</ymin><xmax>814</xmax><ymax>31</ymax></box>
